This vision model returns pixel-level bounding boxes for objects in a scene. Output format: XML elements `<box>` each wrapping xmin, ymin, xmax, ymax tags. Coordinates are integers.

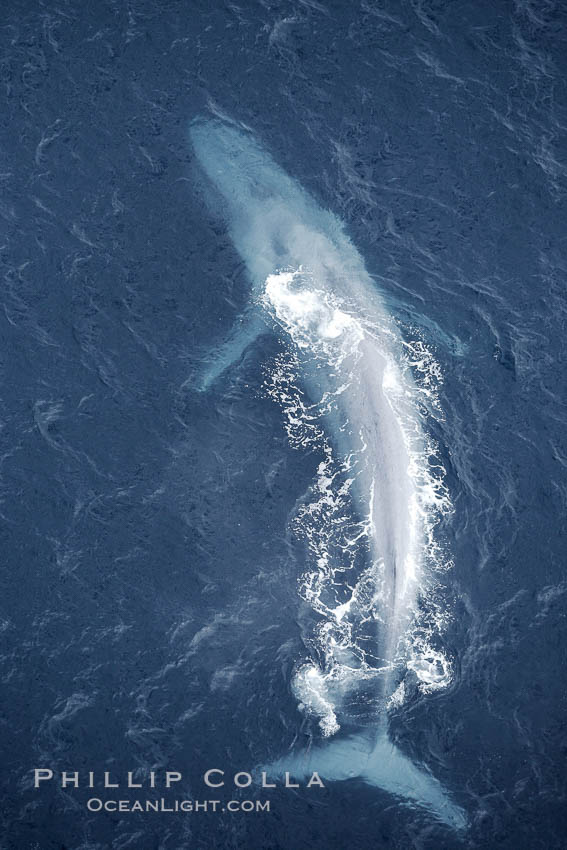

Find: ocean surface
<box><xmin>1</xmin><ymin>1</ymin><xmax>566</xmax><ymax>848</ymax></box>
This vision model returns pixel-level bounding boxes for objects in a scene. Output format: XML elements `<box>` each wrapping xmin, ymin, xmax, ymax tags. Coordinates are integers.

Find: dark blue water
<box><xmin>1</xmin><ymin>1</ymin><xmax>566</xmax><ymax>848</ymax></box>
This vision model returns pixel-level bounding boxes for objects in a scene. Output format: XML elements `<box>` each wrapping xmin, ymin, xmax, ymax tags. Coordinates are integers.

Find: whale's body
<box><xmin>189</xmin><ymin>117</ymin><xmax>466</xmax><ymax>830</ymax></box>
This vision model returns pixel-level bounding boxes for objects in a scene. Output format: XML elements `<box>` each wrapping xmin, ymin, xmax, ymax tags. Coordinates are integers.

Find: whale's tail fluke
<box><xmin>263</xmin><ymin>731</ymin><xmax>467</xmax><ymax>832</ymax></box>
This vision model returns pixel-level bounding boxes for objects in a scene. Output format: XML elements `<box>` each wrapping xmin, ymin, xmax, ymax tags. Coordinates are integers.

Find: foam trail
<box><xmin>189</xmin><ymin>117</ymin><xmax>465</xmax><ymax>829</ymax></box>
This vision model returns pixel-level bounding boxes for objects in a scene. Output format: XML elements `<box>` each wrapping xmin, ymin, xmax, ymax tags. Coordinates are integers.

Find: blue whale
<box><xmin>189</xmin><ymin>116</ymin><xmax>466</xmax><ymax>832</ymax></box>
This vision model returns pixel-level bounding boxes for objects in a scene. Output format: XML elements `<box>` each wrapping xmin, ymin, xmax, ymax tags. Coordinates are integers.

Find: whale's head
<box><xmin>189</xmin><ymin>117</ymin><xmax>352</xmax><ymax>293</ymax></box>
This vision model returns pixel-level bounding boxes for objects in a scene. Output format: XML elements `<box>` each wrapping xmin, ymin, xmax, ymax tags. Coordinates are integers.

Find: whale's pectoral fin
<box><xmin>262</xmin><ymin>732</ymin><xmax>467</xmax><ymax>832</ymax></box>
<box><xmin>195</xmin><ymin>310</ymin><xmax>269</xmax><ymax>392</ymax></box>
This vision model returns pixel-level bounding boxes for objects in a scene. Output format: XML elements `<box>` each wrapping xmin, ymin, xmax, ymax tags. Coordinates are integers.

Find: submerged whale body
<box><xmin>189</xmin><ymin>116</ymin><xmax>466</xmax><ymax>830</ymax></box>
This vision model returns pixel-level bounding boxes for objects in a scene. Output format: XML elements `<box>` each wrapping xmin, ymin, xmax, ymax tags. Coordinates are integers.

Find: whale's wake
<box><xmin>189</xmin><ymin>117</ymin><xmax>466</xmax><ymax>830</ymax></box>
